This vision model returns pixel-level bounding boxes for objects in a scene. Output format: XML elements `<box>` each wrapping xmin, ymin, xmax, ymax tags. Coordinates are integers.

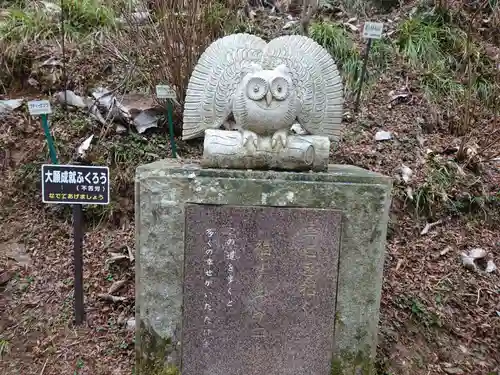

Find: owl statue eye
<box><xmin>270</xmin><ymin>77</ymin><xmax>289</xmax><ymax>101</ymax></box>
<box><xmin>246</xmin><ymin>77</ymin><xmax>268</xmax><ymax>101</ymax></box>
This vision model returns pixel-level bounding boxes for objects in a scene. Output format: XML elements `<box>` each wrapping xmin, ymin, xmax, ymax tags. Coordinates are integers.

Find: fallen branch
<box><xmin>300</xmin><ymin>0</ymin><xmax>319</xmax><ymax>36</ymax></box>
<box><xmin>98</xmin><ymin>293</ymin><xmax>127</xmax><ymax>303</ymax></box>
<box><xmin>125</xmin><ymin>245</ymin><xmax>135</xmax><ymax>263</ymax></box>
<box><xmin>420</xmin><ymin>219</ymin><xmax>443</xmax><ymax>235</ymax></box>
<box><xmin>39</xmin><ymin>357</ymin><xmax>49</xmax><ymax>375</ymax></box>
<box><xmin>105</xmin><ymin>253</ymin><xmax>130</xmax><ymax>266</ymax></box>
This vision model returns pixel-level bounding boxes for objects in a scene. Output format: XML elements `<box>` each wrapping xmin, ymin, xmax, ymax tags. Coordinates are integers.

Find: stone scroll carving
<box><xmin>182</xmin><ymin>33</ymin><xmax>344</xmax><ymax>171</ymax></box>
<box><xmin>202</xmin><ymin>129</ymin><xmax>330</xmax><ymax>171</ymax></box>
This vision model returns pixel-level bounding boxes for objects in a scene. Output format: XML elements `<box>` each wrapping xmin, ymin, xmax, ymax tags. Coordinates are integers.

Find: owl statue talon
<box><xmin>271</xmin><ymin>129</ymin><xmax>289</xmax><ymax>149</ymax></box>
<box><xmin>241</xmin><ymin>129</ymin><xmax>259</xmax><ymax>149</ymax></box>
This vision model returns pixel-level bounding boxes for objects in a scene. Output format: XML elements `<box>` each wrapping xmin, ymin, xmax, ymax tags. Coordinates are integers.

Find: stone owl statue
<box><xmin>182</xmin><ymin>33</ymin><xmax>344</xmax><ymax>149</ymax></box>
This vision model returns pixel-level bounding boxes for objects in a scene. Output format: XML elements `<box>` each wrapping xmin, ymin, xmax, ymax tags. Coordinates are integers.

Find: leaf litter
<box><xmin>0</xmin><ymin>1</ymin><xmax>499</xmax><ymax>375</ymax></box>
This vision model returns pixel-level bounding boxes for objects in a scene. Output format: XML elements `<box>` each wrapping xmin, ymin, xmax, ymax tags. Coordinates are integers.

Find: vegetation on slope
<box><xmin>0</xmin><ymin>0</ymin><xmax>499</xmax><ymax>374</ymax></box>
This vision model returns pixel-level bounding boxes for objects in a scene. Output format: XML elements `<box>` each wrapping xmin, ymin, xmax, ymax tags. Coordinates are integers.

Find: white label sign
<box><xmin>363</xmin><ymin>22</ymin><xmax>384</xmax><ymax>39</ymax></box>
<box><xmin>28</xmin><ymin>100</ymin><xmax>52</xmax><ymax>115</ymax></box>
<box><xmin>155</xmin><ymin>85</ymin><xmax>176</xmax><ymax>99</ymax></box>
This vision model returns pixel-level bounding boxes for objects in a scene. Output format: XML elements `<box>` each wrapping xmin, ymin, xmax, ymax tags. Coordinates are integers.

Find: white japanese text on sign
<box><xmin>41</xmin><ymin>164</ymin><xmax>110</xmax><ymax>205</ymax></box>
<box><xmin>224</xmin><ymin>228</ymin><xmax>237</xmax><ymax>309</ymax></box>
<box><xmin>362</xmin><ymin>22</ymin><xmax>384</xmax><ymax>39</ymax></box>
<box><xmin>203</xmin><ymin>228</ymin><xmax>216</xmax><ymax>350</ymax></box>
<box><xmin>155</xmin><ymin>85</ymin><xmax>177</xmax><ymax>100</ymax></box>
<box><xmin>28</xmin><ymin>100</ymin><xmax>52</xmax><ymax>116</ymax></box>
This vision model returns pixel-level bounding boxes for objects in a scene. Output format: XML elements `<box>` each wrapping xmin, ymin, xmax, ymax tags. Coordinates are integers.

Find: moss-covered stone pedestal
<box><xmin>135</xmin><ymin>159</ymin><xmax>392</xmax><ymax>375</ymax></box>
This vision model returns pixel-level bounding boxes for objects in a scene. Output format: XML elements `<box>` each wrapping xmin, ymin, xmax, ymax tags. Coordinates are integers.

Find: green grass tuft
<box><xmin>310</xmin><ymin>21</ymin><xmax>361</xmax><ymax>93</ymax></box>
<box><xmin>0</xmin><ymin>0</ymin><xmax>117</xmax><ymax>45</ymax></box>
<box><xmin>408</xmin><ymin>153</ymin><xmax>499</xmax><ymax>221</ymax></box>
<box><xmin>396</xmin><ymin>15</ymin><xmax>464</xmax><ymax>70</ymax></box>
<box><xmin>310</xmin><ymin>21</ymin><xmax>359</xmax><ymax>64</ymax></box>
<box><xmin>0</xmin><ymin>0</ymin><xmax>118</xmax><ymax>90</ymax></box>
<box><xmin>0</xmin><ymin>338</ymin><xmax>9</xmax><ymax>358</ymax></box>
<box><xmin>413</xmin><ymin>156</ymin><xmax>456</xmax><ymax>218</ymax></box>
<box><xmin>62</xmin><ymin>0</ymin><xmax>117</xmax><ymax>33</ymax></box>
<box><xmin>310</xmin><ymin>21</ymin><xmax>394</xmax><ymax>96</ymax></box>
<box><xmin>396</xmin><ymin>9</ymin><xmax>499</xmax><ymax>109</ymax></box>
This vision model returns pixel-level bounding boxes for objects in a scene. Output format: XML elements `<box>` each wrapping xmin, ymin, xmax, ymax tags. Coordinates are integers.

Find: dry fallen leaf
<box><xmin>105</xmin><ymin>252</ymin><xmax>130</xmax><ymax>265</ymax></box>
<box><xmin>343</xmin><ymin>22</ymin><xmax>359</xmax><ymax>32</ymax></box>
<box><xmin>108</xmin><ymin>279</ymin><xmax>127</xmax><ymax>294</ymax></box>
<box><xmin>3</xmin><ymin>242</ymin><xmax>31</xmax><ymax>267</ymax></box>
<box><xmin>401</xmin><ymin>164</ymin><xmax>413</xmax><ymax>183</ymax></box>
<box><xmin>0</xmin><ymin>99</ymin><xmax>24</xmax><ymax>113</ymax></box>
<box><xmin>405</xmin><ymin>186</ymin><xmax>413</xmax><ymax>200</ymax></box>
<box><xmin>461</xmin><ymin>248</ymin><xmax>497</xmax><ymax>273</ymax></box>
<box><xmin>485</xmin><ymin>260</ymin><xmax>497</xmax><ymax>273</ymax></box>
<box><xmin>117</xmin><ymin>310</ymin><xmax>127</xmax><ymax>325</ymax></box>
<box><xmin>77</xmin><ymin>134</ymin><xmax>94</xmax><ymax>157</ymax></box>
<box><xmin>0</xmin><ymin>271</ymin><xmax>12</xmax><ymax>286</ymax></box>
<box><xmin>469</xmin><ymin>248</ymin><xmax>487</xmax><ymax>258</ymax></box>
<box><xmin>125</xmin><ymin>246</ymin><xmax>135</xmax><ymax>263</ymax></box>
<box><xmin>55</xmin><ymin>90</ymin><xmax>87</xmax><ymax>108</ymax></box>
<box><xmin>440</xmin><ymin>247</ymin><xmax>451</xmax><ymax>256</ymax></box>
<box><xmin>395</xmin><ymin>259</ymin><xmax>404</xmax><ymax>271</ymax></box>
<box><xmin>126</xmin><ymin>317</ymin><xmax>136</xmax><ymax>331</ymax></box>
<box><xmin>443</xmin><ymin>367</ymin><xmax>464</xmax><ymax>375</ymax></box>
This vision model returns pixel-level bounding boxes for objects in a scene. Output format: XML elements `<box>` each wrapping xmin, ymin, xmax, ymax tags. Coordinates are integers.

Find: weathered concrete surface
<box><xmin>182</xmin><ymin>204</ymin><xmax>341</xmax><ymax>375</ymax></box>
<box><xmin>135</xmin><ymin>159</ymin><xmax>392</xmax><ymax>375</ymax></box>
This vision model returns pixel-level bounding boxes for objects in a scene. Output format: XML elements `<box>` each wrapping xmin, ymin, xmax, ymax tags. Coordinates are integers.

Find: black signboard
<box><xmin>41</xmin><ymin>164</ymin><xmax>110</xmax><ymax>205</ymax></box>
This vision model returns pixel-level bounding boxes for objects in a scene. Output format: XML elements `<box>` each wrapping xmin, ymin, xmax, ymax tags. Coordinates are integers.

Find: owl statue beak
<box><xmin>265</xmin><ymin>91</ymin><xmax>272</xmax><ymax>107</ymax></box>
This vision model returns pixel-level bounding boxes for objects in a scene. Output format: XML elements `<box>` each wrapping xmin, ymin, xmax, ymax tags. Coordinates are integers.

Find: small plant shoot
<box><xmin>156</xmin><ymin>84</ymin><xmax>178</xmax><ymax>158</ymax></box>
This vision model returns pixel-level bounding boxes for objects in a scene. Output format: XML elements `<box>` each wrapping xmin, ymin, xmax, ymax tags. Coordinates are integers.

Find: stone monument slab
<box><xmin>182</xmin><ymin>204</ymin><xmax>341</xmax><ymax>375</ymax></box>
<box><xmin>135</xmin><ymin>159</ymin><xmax>392</xmax><ymax>375</ymax></box>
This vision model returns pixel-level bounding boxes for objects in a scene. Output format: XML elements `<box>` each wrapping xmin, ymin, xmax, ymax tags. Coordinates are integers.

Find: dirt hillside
<box><xmin>0</xmin><ymin>1</ymin><xmax>499</xmax><ymax>374</ymax></box>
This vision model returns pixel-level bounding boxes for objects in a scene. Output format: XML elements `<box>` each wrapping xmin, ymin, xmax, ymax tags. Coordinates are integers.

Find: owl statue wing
<box><xmin>182</xmin><ymin>33</ymin><xmax>267</xmax><ymax>140</ymax></box>
<box><xmin>261</xmin><ymin>35</ymin><xmax>344</xmax><ymax>140</ymax></box>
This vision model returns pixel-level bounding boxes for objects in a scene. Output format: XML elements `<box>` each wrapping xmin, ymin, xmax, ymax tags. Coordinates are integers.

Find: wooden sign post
<box><xmin>29</xmin><ymin>99</ymin><xmax>111</xmax><ymax>325</ymax></box>
<box><xmin>156</xmin><ymin>84</ymin><xmax>178</xmax><ymax>158</ymax></box>
<box><xmin>28</xmin><ymin>100</ymin><xmax>57</xmax><ymax>161</ymax></box>
<box><xmin>355</xmin><ymin>22</ymin><xmax>384</xmax><ymax>112</ymax></box>
<box><xmin>40</xmin><ymin>164</ymin><xmax>110</xmax><ymax>325</ymax></box>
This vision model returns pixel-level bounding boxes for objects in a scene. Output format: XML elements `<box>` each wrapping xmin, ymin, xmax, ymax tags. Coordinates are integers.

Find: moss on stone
<box><xmin>331</xmin><ymin>358</ymin><xmax>345</xmax><ymax>375</ymax></box>
<box><xmin>331</xmin><ymin>349</ymin><xmax>375</xmax><ymax>375</ymax></box>
<box><xmin>136</xmin><ymin>363</ymin><xmax>180</xmax><ymax>375</ymax></box>
<box><xmin>334</xmin><ymin>311</ymin><xmax>344</xmax><ymax>327</ymax></box>
<box><xmin>354</xmin><ymin>326</ymin><xmax>368</xmax><ymax>342</ymax></box>
<box><xmin>136</xmin><ymin>319</ymin><xmax>178</xmax><ymax>375</ymax></box>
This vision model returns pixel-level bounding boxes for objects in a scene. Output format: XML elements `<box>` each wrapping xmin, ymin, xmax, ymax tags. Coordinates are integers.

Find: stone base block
<box><xmin>135</xmin><ymin>159</ymin><xmax>392</xmax><ymax>375</ymax></box>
